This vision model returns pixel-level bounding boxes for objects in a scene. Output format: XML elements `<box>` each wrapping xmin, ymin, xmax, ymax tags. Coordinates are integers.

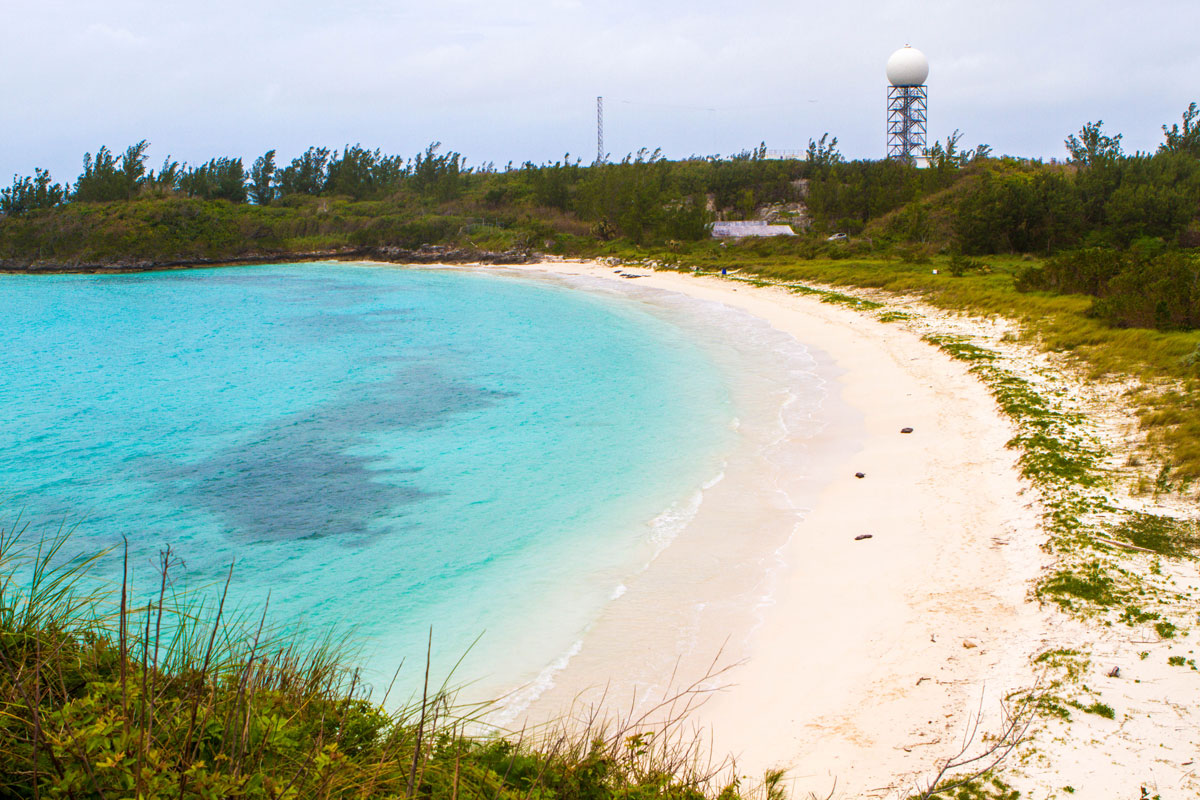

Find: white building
<box><xmin>711</xmin><ymin>221</ymin><xmax>797</xmax><ymax>238</ymax></box>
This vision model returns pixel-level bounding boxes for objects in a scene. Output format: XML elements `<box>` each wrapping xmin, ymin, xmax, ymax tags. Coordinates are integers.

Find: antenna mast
<box><xmin>596</xmin><ymin>96</ymin><xmax>604</xmax><ymax>165</ymax></box>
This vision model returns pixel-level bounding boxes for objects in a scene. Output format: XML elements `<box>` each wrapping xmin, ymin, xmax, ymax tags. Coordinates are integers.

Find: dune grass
<box><xmin>0</xmin><ymin>528</ymin><xmax>749</xmax><ymax>800</ymax></box>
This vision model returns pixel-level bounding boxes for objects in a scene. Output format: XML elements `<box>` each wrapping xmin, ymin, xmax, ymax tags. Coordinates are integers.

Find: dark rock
<box><xmin>3</xmin><ymin>244</ymin><xmax>538</xmax><ymax>274</ymax></box>
<box><xmin>854</xmin><ymin>472</ymin><xmax>866</xmax><ymax>479</ymax></box>
<box><xmin>369</xmin><ymin>244</ymin><xmax>533</xmax><ymax>265</ymax></box>
<box><xmin>901</xmin><ymin>427</ymin><xmax>914</xmax><ymax>434</ymax></box>
<box><xmin>2</xmin><ymin>247</ymin><xmax>370</xmax><ymax>274</ymax></box>
<box><xmin>854</xmin><ymin>534</ymin><xmax>873</xmax><ymax>541</ymax></box>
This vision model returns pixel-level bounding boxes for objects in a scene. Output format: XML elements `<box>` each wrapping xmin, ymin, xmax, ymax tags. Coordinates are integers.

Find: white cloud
<box><xmin>1</xmin><ymin>0</ymin><xmax>1198</xmax><ymax>181</ymax></box>
<box><xmin>82</xmin><ymin>23</ymin><xmax>148</xmax><ymax>47</ymax></box>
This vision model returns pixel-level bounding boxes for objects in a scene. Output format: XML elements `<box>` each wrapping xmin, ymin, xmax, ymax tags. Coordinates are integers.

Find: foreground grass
<box><xmin>0</xmin><ymin>528</ymin><xmax>1051</xmax><ymax>800</ymax></box>
<box><xmin>0</xmin><ymin>533</ymin><xmax>741</xmax><ymax>800</ymax></box>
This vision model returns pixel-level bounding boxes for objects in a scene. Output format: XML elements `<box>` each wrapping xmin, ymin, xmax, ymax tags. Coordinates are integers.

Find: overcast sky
<box><xmin>3</xmin><ymin>0</ymin><xmax>1198</xmax><ymax>183</ymax></box>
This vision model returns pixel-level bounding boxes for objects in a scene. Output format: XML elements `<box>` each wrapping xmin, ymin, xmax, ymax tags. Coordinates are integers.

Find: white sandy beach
<box><xmin>359</xmin><ymin>256</ymin><xmax>1200</xmax><ymax>800</ymax></box>
<box><xmin>476</xmin><ymin>260</ymin><xmax>1051</xmax><ymax>799</ymax></box>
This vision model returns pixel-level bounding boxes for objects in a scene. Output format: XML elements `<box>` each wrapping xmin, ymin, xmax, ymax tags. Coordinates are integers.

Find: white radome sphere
<box><xmin>886</xmin><ymin>46</ymin><xmax>929</xmax><ymax>87</ymax></box>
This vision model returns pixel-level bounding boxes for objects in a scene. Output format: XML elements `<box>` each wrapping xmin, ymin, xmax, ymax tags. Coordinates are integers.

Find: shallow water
<box><xmin>0</xmin><ymin>262</ymin><xmax>824</xmax><ymax>701</ymax></box>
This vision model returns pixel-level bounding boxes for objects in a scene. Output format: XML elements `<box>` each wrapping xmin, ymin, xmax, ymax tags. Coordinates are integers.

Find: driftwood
<box><xmin>914</xmin><ymin>683</ymin><xmax>1041</xmax><ymax>799</ymax></box>
<box><xmin>1092</xmin><ymin>535</ymin><xmax>1158</xmax><ymax>554</ymax></box>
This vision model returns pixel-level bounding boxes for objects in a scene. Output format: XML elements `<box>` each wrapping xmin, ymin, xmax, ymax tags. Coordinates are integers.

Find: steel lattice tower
<box><xmin>885</xmin><ymin>46</ymin><xmax>930</xmax><ymax>163</ymax></box>
<box><xmin>887</xmin><ymin>85</ymin><xmax>927</xmax><ymax>161</ymax></box>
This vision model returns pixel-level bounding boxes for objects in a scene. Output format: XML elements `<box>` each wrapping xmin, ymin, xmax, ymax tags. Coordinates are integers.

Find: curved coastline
<box><xmin>3</xmin><ymin>256</ymin><xmax>1051</xmax><ymax>796</ymax></box>
<box><xmin>467</xmin><ymin>260</ymin><xmax>1048</xmax><ymax>799</ymax></box>
<box><xmin>448</xmin><ymin>262</ymin><xmax>847</xmax><ymax>725</ymax></box>
<box><xmin>10</xmin><ymin>257</ymin><xmax>1192</xmax><ymax>795</ymax></box>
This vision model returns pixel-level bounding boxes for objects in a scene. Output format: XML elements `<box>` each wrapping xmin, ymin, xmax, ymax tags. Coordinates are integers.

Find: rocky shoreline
<box><xmin>0</xmin><ymin>244</ymin><xmax>536</xmax><ymax>274</ymax></box>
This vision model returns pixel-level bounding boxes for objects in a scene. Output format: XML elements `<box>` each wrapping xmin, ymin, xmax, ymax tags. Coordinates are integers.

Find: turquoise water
<box><xmin>1</xmin><ymin>262</ymin><xmax>745</xmax><ymax>695</ymax></box>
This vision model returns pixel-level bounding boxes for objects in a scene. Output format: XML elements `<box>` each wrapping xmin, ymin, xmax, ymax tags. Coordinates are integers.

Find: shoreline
<box><xmin>0</xmin><ymin>244</ymin><xmax>534</xmax><ymax>274</ymax></box>
<box><xmin>473</xmin><ymin>260</ymin><xmax>1051</xmax><ymax>798</ymax></box>
<box><xmin>426</xmin><ymin>261</ymin><xmax>852</xmax><ymax>727</ymax></box>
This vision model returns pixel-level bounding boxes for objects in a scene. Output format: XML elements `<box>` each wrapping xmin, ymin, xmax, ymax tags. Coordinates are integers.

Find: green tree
<box><xmin>520</xmin><ymin>156</ymin><xmax>580</xmax><ymax>211</ymax></box>
<box><xmin>1160</xmin><ymin>102</ymin><xmax>1200</xmax><ymax>157</ymax></box>
<box><xmin>119</xmin><ymin>140</ymin><xmax>150</xmax><ymax>187</ymax></box>
<box><xmin>277</xmin><ymin>147</ymin><xmax>331</xmax><ymax>196</ymax></box>
<box><xmin>1065</xmin><ymin>121</ymin><xmax>1123</xmax><ymax>165</ymax></box>
<box><xmin>1103</xmin><ymin>179</ymin><xmax>1191</xmax><ymax>245</ymax></box>
<box><xmin>0</xmin><ymin>168</ymin><xmax>68</xmax><ymax>216</ymax></box>
<box><xmin>179</xmin><ymin>157</ymin><xmax>247</xmax><ymax>202</ymax></box>
<box><xmin>249</xmin><ymin>149</ymin><xmax>276</xmax><ymax>205</ymax></box>
<box><xmin>891</xmin><ymin>201</ymin><xmax>930</xmax><ymax>242</ymax></box>
<box><xmin>324</xmin><ymin>144</ymin><xmax>406</xmax><ymax>200</ymax></box>
<box><xmin>807</xmin><ymin>158</ymin><xmax>918</xmax><ymax>229</ymax></box>
<box><xmin>1016</xmin><ymin>248</ymin><xmax>1127</xmax><ymax>295</ymax></box>
<box><xmin>805</xmin><ymin>133</ymin><xmax>842</xmax><ymax>171</ymax></box>
<box><xmin>967</xmin><ymin>142</ymin><xmax>993</xmax><ymax>163</ymax></box>
<box><xmin>411</xmin><ymin>142</ymin><xmax>465</xmax><ymax>201</ymax></box>
<box><xmin>143</xmin><ymin>156</ymin><xmax>182</xmax><ymax>194</ymax></box>
<box><xmin>660</xmin><ymin>193</ymin><xmax>712</xmax><ymax>240</ymax></box>
<box><xmin>74</xmin><ymin>141</ymin><xmax>150</xmax><ymax>202</ymax></box>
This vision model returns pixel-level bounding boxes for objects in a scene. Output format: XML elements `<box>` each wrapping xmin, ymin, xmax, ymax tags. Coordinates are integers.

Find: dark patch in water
<box><xmin>184</xmin><ymin>441</ymin><xmax>430</xmax><ymax>542</ymax></box>
<box><xmin>148</xmin><ymin>364</ymin><xmax>512</xmax><ymax>543</ymax></box>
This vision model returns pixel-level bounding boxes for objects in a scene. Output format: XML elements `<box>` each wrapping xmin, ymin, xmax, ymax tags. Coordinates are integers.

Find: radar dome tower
<box><xmin>886</xmin><ymin>46</ymin><xmax>929</xmax><ymax>162</ymax></box>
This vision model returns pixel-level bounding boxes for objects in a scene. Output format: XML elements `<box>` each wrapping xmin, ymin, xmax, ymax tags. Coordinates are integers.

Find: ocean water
<box><xmin>0</xmin><ymin>262</ymin><xmax>825</xmax><ymax>703</ymax></box>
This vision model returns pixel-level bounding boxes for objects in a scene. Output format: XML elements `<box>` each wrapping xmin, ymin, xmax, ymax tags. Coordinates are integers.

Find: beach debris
<box><xmin>854</xmin><ymin>534</ymin><xmax>873</xmax><ymax>541</ymax></box>
<box><xmin>901</xmin><ymin>736</ymin><xmax>942</xmax><ymax>752</ymax></box>
<box><xmin>855</xmin><ymin>471</ymin><xmax>866</xmax><ymax>478</ymax></box>
<box><xmin>1093</xmin><ymin>534</ymin><xmax>1158</xmax><ymax>554</ymax></box>
<box><xmin>1108</xmin><ymin>666</ymin><xmax>1121</xmax><ymax>678</ymax></box>
<box><xmin>901</xmin><ymin>426</ymin><xmax>914</xmax><ymax>433</ymax></box>
<box><xmin>962</xmin><ymin>640</ymin><xmax>978</xmax><ymax>649</ymax></box>
<box><xmin>916</xmin><ymin>676</ymin><xmax>930</xmax><ymax>685</ymax></box>
<box><xmin>372</xmin><ymin>244</ymin><xmax>531</xmax><ymax>264</ymax></box>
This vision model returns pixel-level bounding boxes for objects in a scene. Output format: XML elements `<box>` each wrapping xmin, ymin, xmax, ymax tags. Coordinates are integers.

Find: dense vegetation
<box><xmin>1017</xmin><ymin>246</ymin><xmax>1200</xmax><ymax>330</ymax></box>
<box><xmin>1</xmin><ymin>107</ymin><xmax>1196</xmax><ymax>251</ymax></box>
<box><xmin>2</xmin><ymin>106</ymin><xmax>1198</xmax><ymax>268</ymax></box>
